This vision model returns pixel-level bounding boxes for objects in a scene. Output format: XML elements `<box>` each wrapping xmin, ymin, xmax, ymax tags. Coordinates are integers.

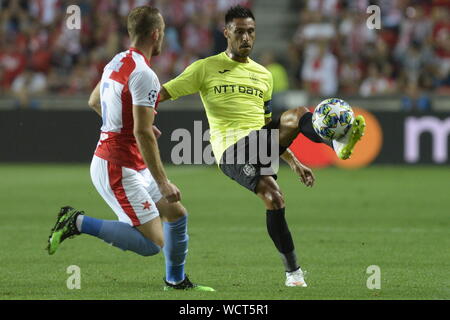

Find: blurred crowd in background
<box><xmin>0</xmin><ymin>0</ymin><xmax>250</xmax><ymax>106</ymax></box>
<box><xmin>0</xmin><ymin>0</ymin><xmax>449</xmax><ymax>111</ymax></box>
<box><xmin>284</xmin><ymin>0</ymin><xmax>450</xmax><ymax>112</ymax></box>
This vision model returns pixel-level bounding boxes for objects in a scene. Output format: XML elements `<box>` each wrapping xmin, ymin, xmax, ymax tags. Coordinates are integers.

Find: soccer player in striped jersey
<box><xmin>158</xmin><ymin>5</ymin><xmax>365</xmax><ymax>287</ymax></box>
<box><xmin>47</xmin><ymin>6</ymin><xmax>214</xmax><ymax>292</ymax></box>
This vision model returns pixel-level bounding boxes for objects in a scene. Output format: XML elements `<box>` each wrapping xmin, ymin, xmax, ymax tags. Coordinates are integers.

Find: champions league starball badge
<box><xmin>149</xmin><ymin>90</ymin><xmax>158</xmax><ymax>105</ymax></box>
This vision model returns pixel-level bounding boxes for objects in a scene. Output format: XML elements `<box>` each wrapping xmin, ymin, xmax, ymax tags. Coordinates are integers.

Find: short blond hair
<box><xmin>127</xmin><ymin>6</ymin><xmax>161</xmax><ymax>43</ymax></box>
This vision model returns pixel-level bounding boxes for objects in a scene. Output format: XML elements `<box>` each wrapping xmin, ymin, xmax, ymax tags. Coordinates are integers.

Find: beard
<box><xmin>234</xmin><ymin>46</ymin><xmax>252</xmax><ymax>58</ymax></box>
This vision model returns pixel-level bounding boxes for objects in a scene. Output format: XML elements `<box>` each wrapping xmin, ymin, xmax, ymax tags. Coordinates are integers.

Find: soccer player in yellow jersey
<box><xmin>159</xmin><ymin>6</ymin><xmax>365</xmax><ymax>287</ymax></box>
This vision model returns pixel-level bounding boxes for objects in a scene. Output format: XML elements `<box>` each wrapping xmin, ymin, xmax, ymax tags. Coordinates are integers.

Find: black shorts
<box><xmin>219</xmin><ymin>120</ymin><xmax>284</xmax><ymax>193</ymax></box>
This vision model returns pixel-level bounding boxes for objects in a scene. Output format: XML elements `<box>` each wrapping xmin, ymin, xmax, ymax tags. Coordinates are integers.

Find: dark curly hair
<box><xmin>225</xmin><ymin>5</ymin><xmax>255</xmax><ymax>25</ymax></box>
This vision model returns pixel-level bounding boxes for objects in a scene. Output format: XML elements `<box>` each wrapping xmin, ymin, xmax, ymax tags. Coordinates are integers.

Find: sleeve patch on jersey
<box><xmin>149</xmin><ymin>90</ymin><xmax>158</xmax><ymax>105</ymax></box>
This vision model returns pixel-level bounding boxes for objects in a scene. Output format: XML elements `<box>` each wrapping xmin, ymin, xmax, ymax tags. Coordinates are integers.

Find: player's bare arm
<box><xmin>133</xmin><ymin>105</ymin><xmax>180</xmax><ymax>203</ymax></box>
<box><xmin>280</xmin><ymin>148</ymin><xmax>315</xmax><ymax>187</ymax></box>
<box><xmin>88</xmin><ymin>81</ymin><xmax>101</xmax><ymax>116</ymax></box>
<box><xmin>158</xmin><ymin>86</ymin><xmax>171</xmax><ymax>102</ymax></box>
<box><xmin>89</xmin><ymin>80</ymin><xmax>162</xmax><ymax>138</ymax></box>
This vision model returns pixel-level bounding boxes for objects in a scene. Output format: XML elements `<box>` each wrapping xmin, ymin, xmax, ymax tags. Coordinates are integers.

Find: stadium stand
<box><xmin>0</xmin><ymin>0</ymin><xmax>448</xmax><ymax>111</ymax></box>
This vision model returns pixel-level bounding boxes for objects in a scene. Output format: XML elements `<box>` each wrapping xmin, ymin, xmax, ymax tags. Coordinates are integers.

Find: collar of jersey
<box><xmin>129</xmin><ymin>47</ymin><xmax>151</xmax><ymax>66</ymax></box>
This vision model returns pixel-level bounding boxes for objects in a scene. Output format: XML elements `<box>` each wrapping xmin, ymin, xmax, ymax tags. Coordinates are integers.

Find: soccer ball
<box><xmin>312</xmin><ymin>98</ymin><xmax>354</xmax><ymax>141</ymax></box>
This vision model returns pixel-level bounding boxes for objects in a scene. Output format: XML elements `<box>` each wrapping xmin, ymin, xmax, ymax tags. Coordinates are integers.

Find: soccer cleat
<box><xmin>285</xmin><ymin>268</ymin><xmax>307</xmax><ymax>287</ymax></box>
<box><xmin>163</xmin><ymin>275</ymin><xmax>216</xmax><ymax>292</ymax></box>
<box><xmin>47</xmin><ymin>206</ymin><xmax>82</xmax><ymax>255</ymax></box>
<box><xmin>332</xmin><ymin>115</ymin><xmax>366</xmax><ymax>160</ymax></box>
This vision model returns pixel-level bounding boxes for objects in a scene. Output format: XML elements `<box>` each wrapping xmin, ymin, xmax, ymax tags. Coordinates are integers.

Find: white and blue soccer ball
<box><xmin>312</xmin><ymin>98</ymin><xmax>354</xmax><ymax>141</ymax></box>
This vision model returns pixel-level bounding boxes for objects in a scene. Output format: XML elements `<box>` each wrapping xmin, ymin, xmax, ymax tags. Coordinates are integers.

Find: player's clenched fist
<box><xmin>159</xmin><ymin>181</ymin><xmax>181</xmax><ymax>203</ymax></box>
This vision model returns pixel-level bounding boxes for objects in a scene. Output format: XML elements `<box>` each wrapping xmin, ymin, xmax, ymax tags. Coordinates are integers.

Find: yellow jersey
<box><xmin>163</xmin><ymin>51</ymin><xmax>273</xmax><ymax>162</ymax></box>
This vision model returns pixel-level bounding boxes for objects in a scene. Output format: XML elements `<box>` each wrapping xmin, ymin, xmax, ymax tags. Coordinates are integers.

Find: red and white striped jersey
<box><xmin>94</xmin><ymin>47</ymin><xmax>160</xmax><ymax>170</ymax></box>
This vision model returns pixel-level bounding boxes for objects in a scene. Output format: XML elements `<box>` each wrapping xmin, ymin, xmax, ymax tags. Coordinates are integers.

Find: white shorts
<box><xmin>90</xmin><ymin>155</ymin><xmax>162</xmax><ymax>226</ymax></box>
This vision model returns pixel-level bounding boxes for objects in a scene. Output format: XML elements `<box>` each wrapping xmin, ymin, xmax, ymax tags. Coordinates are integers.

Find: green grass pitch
<box><xmin>0</xmin><ymin>164</ymin><xmax>448</xmax><ymax>300</ymax></box>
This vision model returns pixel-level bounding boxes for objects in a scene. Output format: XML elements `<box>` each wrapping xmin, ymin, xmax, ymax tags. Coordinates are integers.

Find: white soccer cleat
<box><xmin>285</xmin><ymin>268</ymin><xmax>308</xmax><ymax>287</ymax></box>
<box><xmin>332</xmin><ymin>115</ymin><xmax>366</xmax><ymax>160</ymax></box>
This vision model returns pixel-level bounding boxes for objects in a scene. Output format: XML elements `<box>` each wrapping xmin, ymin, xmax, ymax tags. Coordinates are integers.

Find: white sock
<box><xmin>75</xmin><ymin>215</ymin><xmax>84</xmax><ymax>232</ymax></box>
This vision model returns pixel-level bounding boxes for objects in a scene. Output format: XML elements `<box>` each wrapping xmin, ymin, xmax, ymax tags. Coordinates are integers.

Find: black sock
<box><xmin>299</xmin><ymin>112</ymin><xmax>332</xmax><ymax>147</ymax></box>
<box><xmin>266</xmin><ymin>208</ymin><xmax>299</xmax><ymax>272</ymax></box>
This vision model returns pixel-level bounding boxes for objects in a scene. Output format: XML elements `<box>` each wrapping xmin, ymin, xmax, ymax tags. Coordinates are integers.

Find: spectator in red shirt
<box><xmin>0</xmin><ymin>43</ymin><xmax>27</xmax><ymax>90</ymax></box>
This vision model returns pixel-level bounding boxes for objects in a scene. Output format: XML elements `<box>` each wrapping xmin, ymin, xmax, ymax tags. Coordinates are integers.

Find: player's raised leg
<box><xmin>47</xmin><ymin>206</ymin><xmax>163</xmax><ymax>256</ymax></box>
<box><xmin>277</xmin><ymin>106</ymin><xmax>366</xmax><ymax>160</ymax></box>
<box><xmin>47</xmin><ymin>157</ymin><xmax>165</xmax><ymax>256</ymax></box>
<box><xmin>156</xmin><ymin>200</ymin><xmax>215</xmax><ymax>292</ymax></box>
<box><xmin>255</xmin><ymin>176</ymin><xmax>307</xmax><ymax>287</ymax></box>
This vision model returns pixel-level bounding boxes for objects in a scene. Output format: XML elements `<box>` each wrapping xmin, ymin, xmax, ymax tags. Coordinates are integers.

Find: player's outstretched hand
<box><xmin>292</xmin><ymin>161</ymin><xmax>315</xmax><ymax>188</ymax></box>
<box><xmin>159</xmin><ymin>181</ymin><xmax>181</xmax><ymax>203</ymax></box>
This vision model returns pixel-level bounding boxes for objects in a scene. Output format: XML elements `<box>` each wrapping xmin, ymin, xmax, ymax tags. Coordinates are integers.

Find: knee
<box><xmin>292</xmin><ymin>107</ymin><xmax>309</xmax><ymax>125</ymax></box>
<box><xmin>146</xmin><ymin>234</ymin><xmax>164</xmax><ymax>253</ymax></box>
<box><xmin>280</xmin><ymin>107</ymin><xmax>309</xmax><ymax>130</ymax></box>
<box><xmin>140</xmin><ymin>237</ymin><xmax>163</xmax><ymax>257</ymax></box>
<box><xmin>170</xmin><ymin>205</ymin><xmax>187</xmax><ymax>222</ymax></box>
<box><xmin>161</xmin><ymin>202</ymin><xmax>188</xmax><ymax>223</ymax></box>
<box><xmin>261</xmin><ymin>189</ymin><xmax>285</xmax><ymax>210</ymax></box>
<box><xmin>154</xmin><ymin>237</ymin><xmax>164</xmax><ymax>249</ymax></box>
